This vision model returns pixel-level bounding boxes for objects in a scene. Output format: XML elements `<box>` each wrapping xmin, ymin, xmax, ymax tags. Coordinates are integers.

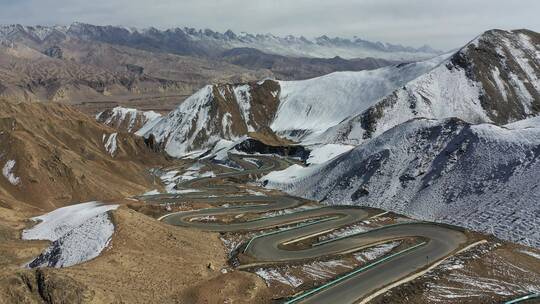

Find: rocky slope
<box><xmin>139</xmin><ymin>80</ymin><xmax>281</xmax><ymax>157</ymax></box>
<box><xmin>219</xmin><ymin>47</ymin><xmax>395</xmax><ymax>80</ymax></box>
<box><xmin>262</xmin><ymin>117</ymin><xmax>540</xmax><ymax>247</ymax></box>
<box><xmin>0</xmin><ymin>37</ymin><xmax>270</xmax><ymax>112</ymax></box>
<box><xmin>96</xmin><ymin>106</ymin><xmax>161</xmax><ymax>133</ymax></box>
<box><xmin>0</xmin><ymin>99</ymin><xmax>164</xmax><ymax>212</ymax></box>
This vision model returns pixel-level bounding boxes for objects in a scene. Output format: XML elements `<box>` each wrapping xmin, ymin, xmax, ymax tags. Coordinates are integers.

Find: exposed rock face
<box><xmin>96</xmin><ymin>106</ymin><xmax>161</xmax><ymax>133</ymax></box>
<box><xmin>125</xmin><ymin>64</ymin><xmax>144</xmax><ymax>75</ymax></box>
<box><xmin>140</xmin><ymin>80</ymin><xmax>281</xmax><ymax>156</ymax></box>
<box><xmin>465</xmin><ymin>29</ymin><xmax>540</xmax><ymax>123</ymax></box>
<box><xmin>234</xmin><ymin>138</ymin><xmax>310</xmax><ymax>162</ymax></box>
<box><xmin>42</xmin><ymin>45</ymin><xmax>62</xmax><ymax>59</ymax></box>
<box><xmin>0</xmin><ymin>269</ymin><xmax>91</xmax><ymax>304</ymax></box>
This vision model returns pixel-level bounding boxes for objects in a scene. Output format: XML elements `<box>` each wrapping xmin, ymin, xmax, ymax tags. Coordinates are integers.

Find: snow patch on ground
<box><xmin>302</xmin><ymin>260</ymin><xmax>353</xmax><ymax>280</ymax></box>
<box><xmin>2</xmin><ymin>159</ymin><xmax>20</xmax><ymax>185</ymax></box>
<box><xmin>143</xmin><ymin>189</ymin><xmax>161</xmax><ymax>195</ymax></box>
<box><xmin>521</xmin><ymin>250</ymin><xmax>540</xmax><ymax>260</ymax></box>
<box><xmin>307</xmin><ymin>144</ymin><xmax>354</xmax><ymax>165</ymax></box>
<box><xmin>246</xmin><ymin>189</ymin><xmax>266</xmax><ymax>196</ymax></box>
<box><xmin>22</xmin><ymin>201</ymin><xmax>119</xmax><ymax>268</ymax></box>
<box><xmin>255</xmin><ymin>268</ymin><xmax>303</xmax><ymax>288</ymax></box>
<box><xmin>353</xmin><ymin>241</ymin><xmax>401</xmax><ymax>262</ymax></box>
<box><xmin>156</xmin><ymin>162</ymin><xmax>215</xmax><ymax>194</ymax></box>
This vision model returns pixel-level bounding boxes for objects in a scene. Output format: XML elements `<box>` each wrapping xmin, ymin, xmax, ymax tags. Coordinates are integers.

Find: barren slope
<box><xmin>0</xmin><ymin>99</ymin><xmax>165</xmax><ymax>212</ymax></box>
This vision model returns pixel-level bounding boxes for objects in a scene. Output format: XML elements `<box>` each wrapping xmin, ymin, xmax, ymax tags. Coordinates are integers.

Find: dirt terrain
<box><xmin>0</xmin><ymin>205</ymin><xmax>270</xmax><ymax>304</ymax></box>
<box><xmin>0</xmin><ymin>150</ymin><xmax>539</xmax><ymax>303</ymax></box>
<box><xmin>0</xmin><ymin>99</ymin><xmax>166</xmax><ymax>212</ymax></box>
<box><xmin>0</xmin><ymin>98</ymin><xmax>538</xmax><ymax>304</ymax></box>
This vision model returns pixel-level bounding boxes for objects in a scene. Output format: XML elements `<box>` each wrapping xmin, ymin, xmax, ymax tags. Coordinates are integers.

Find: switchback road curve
<box><xmin>146</xmin><ymin>154</ymin><xmax>469</xmax><ymax>304</ymax></box>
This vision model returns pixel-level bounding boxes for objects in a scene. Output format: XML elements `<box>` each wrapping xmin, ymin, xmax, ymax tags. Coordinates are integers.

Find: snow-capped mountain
<box><xmin>139</xmin><ymin>56</ymin><xmax>446</xmax><ymax>156</ymax></box>
<box><xmin>318</xmin><ymin>29</ymin><xmax>540</xmax><ymax>145</ymax></box>
<box><xmin>138</xmin><ymin>80</ymin><xmax>281</xmax><ymax>157</ymax></box>
<box><xmin>0</xmin><ymin>22</ymin><xmax>439</xmax><ymax>61</ymax></box>
<box><xmin>262</xmin><ymin>117</ymin><xmax>540</xmax><ymax>247</ymax></box>
<box><xmin>139</xmin><ymin>29</ymin><xmax>539</xmax><ymax>158</ymax></box>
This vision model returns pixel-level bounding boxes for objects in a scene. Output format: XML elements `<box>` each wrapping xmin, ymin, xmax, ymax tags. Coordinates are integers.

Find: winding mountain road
<box><xmin>144</xmin><ymin>154</ymin><xmax>469</xmax><ymax>304</ymax></box>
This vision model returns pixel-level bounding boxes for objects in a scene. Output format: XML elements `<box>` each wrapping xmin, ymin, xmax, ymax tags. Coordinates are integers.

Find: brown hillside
<box><xmin>0</xmin><ymin>99</ymin><xmax>165</xmax><ymax>212</ymax></box>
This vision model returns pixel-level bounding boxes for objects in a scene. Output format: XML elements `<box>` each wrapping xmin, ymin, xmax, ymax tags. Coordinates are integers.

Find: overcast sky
<box><xmin>1</xmin><ymin>0</ymin><xmax>538</xmax><ymax>50</ymax></box>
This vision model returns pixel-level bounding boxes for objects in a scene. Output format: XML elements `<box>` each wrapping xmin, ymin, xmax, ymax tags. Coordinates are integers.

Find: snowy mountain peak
<box><xmin>0</xmin><ymin>22</ymin><xmax>440</xmax><ymax>60</ymax></box>
<box><xmin>319</xmin><ymin>29</ymin><xmax>540</xmax><ymax>146</ymax></box>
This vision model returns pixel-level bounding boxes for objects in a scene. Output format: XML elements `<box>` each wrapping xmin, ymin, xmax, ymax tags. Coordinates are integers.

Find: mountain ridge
<box><xmin>0</xmin><ymin>22</ymin><xmax>440</xmax><ymax>60</ymax></box>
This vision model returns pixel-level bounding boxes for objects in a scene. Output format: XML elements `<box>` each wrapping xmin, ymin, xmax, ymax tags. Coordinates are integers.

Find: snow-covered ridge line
<box><xmin>273</xmin><ymin>53</ymin><xmax>449</xmax><ymax>143</ymax></box>
<box><xmin>262</xmin><ymin>117</ymin><xmax>540</xmax><ymax>248</ymax></box>
<box><xmin>22</xmin><ymin>201</ymin><xmax>119</xmax><ymax>268</ymax></box>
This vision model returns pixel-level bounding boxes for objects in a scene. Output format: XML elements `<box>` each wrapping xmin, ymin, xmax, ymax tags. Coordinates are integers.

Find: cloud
<box><xmin>0</xmin><ymin>0</ymin><xmax>538</xmax><ymax>50</ymax></box>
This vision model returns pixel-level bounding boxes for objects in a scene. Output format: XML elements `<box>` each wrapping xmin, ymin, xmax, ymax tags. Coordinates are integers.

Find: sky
<box><xmin>0</xmin><ymin>0</ymin><xmax>538</xmax><ymax>50</ymax></box>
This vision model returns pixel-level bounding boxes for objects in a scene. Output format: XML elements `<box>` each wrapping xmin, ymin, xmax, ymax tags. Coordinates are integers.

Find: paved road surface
<box><xmin>144</xmin><ymin>154</ymin><xmax>468</xmax><ymax>304</ymax></box>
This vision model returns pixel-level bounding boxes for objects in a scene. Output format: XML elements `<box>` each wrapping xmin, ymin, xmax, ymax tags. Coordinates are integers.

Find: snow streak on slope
<box><xmin>103</xmin><ymin>133</ymin><xmax>118</xmax><ymax>156</ymax></box>
<box><xmin>140</xmin><ymin>81</ymin><xmax>280</xmax><ymax>157</ymax></box>
<box><xmin>142</xmin><ymin>85</ymin><xmax>216</xmax><ymax>157</ymax></box>
<box><xmin>96</xmin><ymin>106</ymin><xmax>161</xmax><ymax>133</ymax></box>
<box><xmin>23</xmin><ymin>201</ymin><xmax>119</xmax><ymax>267</ymax></box>
<box><xmin>317</xmin><ymin>61</ymin><xmax>486</xmax><ymax>145</ymax></box>
<box><xmin>263</xmin><ymin>117</ymin><xmax>540</xmax><ymax>248</ymax></box>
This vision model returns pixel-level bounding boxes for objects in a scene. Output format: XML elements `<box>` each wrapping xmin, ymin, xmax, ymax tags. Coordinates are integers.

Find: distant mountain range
<box><xmin>0</xmin><ymin>22</ymin><xmax>440</xmax><ymax>60</ymax></box>
<box><xmin>0</xmin><ymin>22</ymin><xmax>417</xmax><ymax>110</ymax></box>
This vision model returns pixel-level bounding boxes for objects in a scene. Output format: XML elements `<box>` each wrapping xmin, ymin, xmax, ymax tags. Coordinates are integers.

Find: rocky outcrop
<box><xmin>234</xmin><ymin>138</ymin><xmax>310</xmax><ymax>162</ymax></box>
<box><xmin>0</xmin><ymin>269</ymin><xmax>91</xmax><ymax>304</ymax></box>
<box><xmin>96</xmin><ymin>106</ymin><xmax>161</xmax><ymax>133</ymax></box>
<box><xmin>42</xmin><ymin>45</ymin><xmax>62</xmax><ymax>59</ymax></box>
<box><xmin>140</xmin><ymin>80</ymin><xmax>281</xmax><ymax>156</ymax></box>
